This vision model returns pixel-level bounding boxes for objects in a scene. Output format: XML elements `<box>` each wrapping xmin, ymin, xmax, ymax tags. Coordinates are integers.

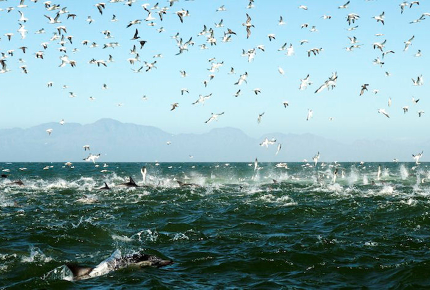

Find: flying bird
<box><xmin>377</xmin><ymin>109</ymin><xmax>390</xmax><ymax>118</ymax></box>
<box><xmin>205</xmin><ymin>112</ymin><xmax>225</xmax><ymax>124</ymax></box>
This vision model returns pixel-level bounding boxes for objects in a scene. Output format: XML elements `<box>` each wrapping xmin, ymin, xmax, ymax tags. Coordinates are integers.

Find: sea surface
<box><xmin>1</xmin><ymin>162</ymin><xmax>429</xmax><ymax>289</ymax></box>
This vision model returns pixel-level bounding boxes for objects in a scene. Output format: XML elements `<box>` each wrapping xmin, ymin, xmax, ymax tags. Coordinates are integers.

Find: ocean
<box><xmin>1</xmin><ymin>162</ymin><xmax>429</xmax><ymax>289</ymax></box>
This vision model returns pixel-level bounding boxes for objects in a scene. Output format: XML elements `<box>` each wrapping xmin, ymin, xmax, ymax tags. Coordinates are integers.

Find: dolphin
<box><xmin>98</xmin><ymin>182</ymin><xmax>110</xmax><ymax>190</ymax></box>
<box><xmin>65</xmin><ymin>251</ymin><xmax>173</xmax><ymax>281</ymax></box>
<box><xmin>177</xmin><ymin>180</ymin><xmax>201</xmax><ymax>188</ymax></box>
<box><xmin>120</xmin><ymin>176</ymin><xmax>139</xmax><ymax>187</ymax></box>
<box><xmin>10</xmin><ymin>179</ymin><xmax>24</xmax><ymax>186</ymax></box>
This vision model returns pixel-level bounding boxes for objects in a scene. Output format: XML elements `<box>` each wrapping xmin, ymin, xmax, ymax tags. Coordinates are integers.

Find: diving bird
<box><xmin>306</xmin><ymin>109</ymin><xmax>313</xmax><ymax>121</ymax></box>
<box><xmin>313</xmin><ymin>152</ymin><xmax>320</xmax><ymax>167</ymax></box>
<box><xmin>276</xmin><ymin>144</ymin><xmax>282</xmax><ymax>155</ymax></box>
<box><xmin>83</xmin><ymin>153</ymin><xmax>101</xmax><ymax>163</ymax></box>
<box><xmin>412</xmin><ymin>151</ymin><xmax>423</xmax><ymax>164</ymax></box>
<box><xmin>257</xmin><ymin>112</ymin><xmax>264</xmax><ymax>124</ymax></box>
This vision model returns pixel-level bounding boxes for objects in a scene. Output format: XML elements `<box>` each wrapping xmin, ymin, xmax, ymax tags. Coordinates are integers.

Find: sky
<box><xmin>0</xmin><ymin>0</ymin><xmax>428</xmax><ymax>142</ymax></box>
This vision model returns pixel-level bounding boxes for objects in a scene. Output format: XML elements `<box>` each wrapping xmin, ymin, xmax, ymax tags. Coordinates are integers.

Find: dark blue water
<box><xmin>1</xmin><ymin>162</ymin><xmax>429</xmax><ymax>288</ymax></box>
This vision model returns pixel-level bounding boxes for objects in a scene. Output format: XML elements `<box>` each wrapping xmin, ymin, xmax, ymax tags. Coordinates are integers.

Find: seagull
<box><xmin>286</xmin><ymin>44</ymin><xmax>295</xmax><ymax>56</ymax></box>
<box><xmin>315</xmin><ymin>72</ymin><xmax>338</xmax><ymax>94</ymax></box>
<box><xmin>410</xmin><ymin>1</ymin><xmax>420</xmax><ymax>8</ymax></box>
<box><xmin>260</xmin><ymin>137</ymin><xmax>276</xmax><ymax>148</ymax></box>
<box><xmin>192</xmin><ymin>93</ymin><xmax>212</xmax><ymax>105</ymax></box>
<box><xmin>412</xmin><ymin>75</ymin><xmax>423</xmax><ymax>86</ymax></box>
<box><xmin>307</xmin><ymin>47</ymin><xmax>323</xmax><ymax>57</ymax></box>
<box><xmin>373</xmin><ymin>40</ymin><xmax>387</xmax><ymax>52</ymax></box>
<box><xmin>131</xmin><ymin>29</ymin><xmax>140</xmax><ymax>40</ymax></box>
<box><xmin>278</xmin><ymin>67</ymin><xmax>285</xmax><ymax>75</ymax></box>
<box><xmin>346</xmin><ymin>13</ymin><xmax>360</xmax><ymax>25</ymax></box>
<box><xmin>418</xmin><ymin>110</ymin><xmax>425</xmax><ymax>117</ymax></box>
<box><xmin>388</xmin><ymin>97</ymin><xmax>392</xmax><ymax>107</ymax></box>
<box><xmin>404</xmin><ymin>35</ymin><xmax>414</xmax><ymax>51</ymax></box>
<box><xmin>242</xmin><ymin>13</ymin><xmax>254</xmax><ymax>38</ymax></box>
<box><xmin>298</xmin><ymin>5</ymin><xmax>308</xmax><ymax>10</ymax></box>
<box><xmin>402</xmin><ymin>106</ymin><xmax>409</xmax><ymax>113</ymax></box>
<box><xmin>373</xmin><ymin>11</ymin><xmax>385</xmax><ymax>25</ymax></box>
<box><xmin>283</xmin><ymin>101</ymin><xmax>289</xmax><ymax>108</ymax></box>
<box><xmin>299</xmin><ymin>74</ymin><xmax>312</xmax><ymax>90</ymax></box>
<box><xmin>339</xmin><ymin>1</ymin><xmax>350</xmax><ymax>9</ymax></box>
<box><xmin>278</xmin><ymin>16</ymin><xmax>286</xmax><ymax>25</ymax></box>
<box><xmin>306</xmin><ymin>109</ymin><xmax>313</xmax><ymax>121</ymax></box>
<box><xmin>216</xmin><ymin>5</ymin><xmax>226</xmax><ymax>12</ymax></box>
<box><xmin>170</xmin><ymin>103</ymin><xmax>179</xmax><ymax>111</ymax></box>
<box><xmin>414</xmin><ymin>50</ymin><xmax>422</xmax><ymax>57</ymax></box>
<box><xmin>205</xmin><ymin>112</ymin><xmax>224</xmax><ymax>124</ymax></box>
<box><xmin>83</xmin><ymin>153</ymin><xmax>101</xmax><ymax>164</ymax></box>
<box><xmin>359</xmin><ymin>84</ymin><xmax>369</xmax><ymax>96</ymax></box>
<box><xmin>46</xmin><ymin>128</ymin><xmax>53</xmax><ymax>135</ymax></box>
<box><xmin>127</xmin><ymin>19</ymin><xmax>142</xmax><ymax>28</ymax></box>
<box><xmin>412</xmin><ymin>97</ymin><xmax>420</xmax><ymax>104</ymax></box>
<box><xmin>59</xmin><ymin>119</ymin><xmax>65</xmax><ymax>125</ymax></box>
<box><xmin>233</xmin><ymin>89</ymin><xmax>241</xmax><ymax>98</ymax></box>
<box><xmin>400</xmin><ymin>1</ymin><xmax>408</xmax><ymax>13</ymax></box>
<box><xmin>276</xmin><ymin>144</ymin><xmax>282</xmax><ymax>155</ymax></box>
<box><xmin>412</xmin><ymin>151</ymin><xmax>423</xmax><ymax>164</ymax></box>
<box><xmin>377</xmin><ymin>108</ymin><xmax>390</xmax><ymax>118</ymax></box>
<box><xmin>95</xmin><ymin>2</ymin><xmax>106</xmax><ymax>15</ymax></box>
<box><xmin>234</xmin><ymin>72</ymin><xmax>248</xmax><ymax>85</ymax></box>
<box><xmin>313</xmin><ymin>152</ymin><xmax>320</xmax><ymax>167</ymax></box>
<box><xmin>45</xmin><ymin>13</ymin><xmax>61</xmax><ymax>24</ymax></box>
<box><xmin>18</xmin><ymin>11</ymin><xmax>28</xmax><ymax>22</ymax></box>
<box><xmin>83</xmin><ymin>145</ymin><xmax>90</xmax><ymax>151</ymax></box>
<box><xmin>257</xmin><ymin>112</ymin><xmax>264</xmax><ymax>124</ymax></box>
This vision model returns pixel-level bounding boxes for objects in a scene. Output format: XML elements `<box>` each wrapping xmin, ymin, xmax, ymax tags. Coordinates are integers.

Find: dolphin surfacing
<box><xmin>98</xmin><ymin>182</ymin><xmax>111</xmax><ymax>190</ymax></box>
<box><xmin>65</xmin><ymin>250</ymin><xmax>173</xmax><ymax>281</ymax></box>
<box><xmin>120</xmin><ymin>176</ymin><xmax>139</xmax><ymax>187</ymax></box>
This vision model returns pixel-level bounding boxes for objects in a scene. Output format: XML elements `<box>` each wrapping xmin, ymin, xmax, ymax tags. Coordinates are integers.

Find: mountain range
<box><xmin>0</xmin><ymin>118</ymin><xmax>427</xmax><ymax>162</ymax></box>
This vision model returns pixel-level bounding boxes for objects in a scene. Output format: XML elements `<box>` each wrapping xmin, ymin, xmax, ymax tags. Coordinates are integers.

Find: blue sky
<box><xmin>0</xmin><ymin>0</ymin><xmax>428</xmax><ymax>141</ymax></box>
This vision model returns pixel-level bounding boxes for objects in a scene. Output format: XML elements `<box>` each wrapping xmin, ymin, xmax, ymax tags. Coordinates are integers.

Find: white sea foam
<box><xmin>21</xmin><ymin>246</ymin><xmax>52</xmax><ymax>263</ymax></box>
<box><xmin>400</xmin><ymin>164</ymin><xmax>409</xmax><ymax>180</ymax></box>
<box><xmin>112</xmin><ymin>234</ymin><xmax>133</xmax><ymax>242</ymax></box>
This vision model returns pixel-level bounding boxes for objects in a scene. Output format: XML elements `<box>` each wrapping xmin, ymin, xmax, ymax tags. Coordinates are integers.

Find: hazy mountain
<box><xmin>0</xmin><ymin>119</ymin><xmax>427</xmax><ymax>162</ymax></box>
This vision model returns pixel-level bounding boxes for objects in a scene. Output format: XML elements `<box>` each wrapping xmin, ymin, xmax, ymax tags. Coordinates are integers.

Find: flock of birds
<box><xmin>0</xmin><ymin>0</ymin><xmax>427</xmax><ymax>164</ymax></box>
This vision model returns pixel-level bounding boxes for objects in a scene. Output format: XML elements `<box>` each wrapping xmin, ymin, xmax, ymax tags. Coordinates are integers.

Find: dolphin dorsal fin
<box><xmin>129</xmin><ymin>176</ymin><xmax>136</xmax><ymax>185</ymax></box>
